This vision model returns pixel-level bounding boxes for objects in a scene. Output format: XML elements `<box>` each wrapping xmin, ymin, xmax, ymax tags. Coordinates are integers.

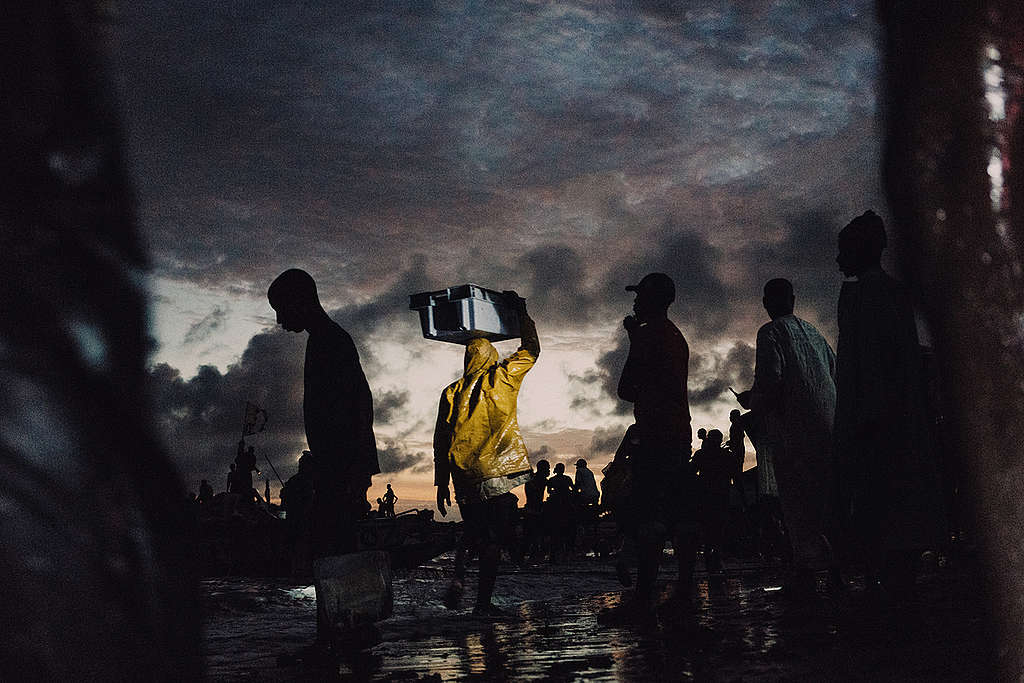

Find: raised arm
<box><xmin>505</xmin><ymin>291</ymin><xmax>539</xmax><ymax>358</ymax></box>
<box><xmin>502</xmin><ymin>292</ymin><xmax>540</xmax><ymax>378</ymax></box>
<box><xmin>617</xmin><ymin>318</ymin><xmax>642</xmax><ymax>403</ymax></box>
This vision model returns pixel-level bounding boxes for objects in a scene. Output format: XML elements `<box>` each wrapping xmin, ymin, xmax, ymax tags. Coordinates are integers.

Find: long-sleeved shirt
<box><xmin>304</xmin><ymin>319</ymin><xmax>380</xmax><ymax>482</ymax></box>
<box><xmin>749</xmin><ymin>313</ymin><xmax>837</xmax><ymax>437</ymax></box>
<box><xmin>433</xmin><ymin>312</ymin><xmax>540</xmax><ymax>501</ymax></box>
<box><xmin>617</xmin><ymin>317</ymin><xmax>691</xmax><ymax>454</ymax></box>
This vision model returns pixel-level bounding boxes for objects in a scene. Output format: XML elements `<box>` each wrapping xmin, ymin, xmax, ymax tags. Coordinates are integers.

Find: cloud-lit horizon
<box><xmin>113</xmin><ymin>1</ymin><xmax>896</xmax><ymax>501</ymax></box>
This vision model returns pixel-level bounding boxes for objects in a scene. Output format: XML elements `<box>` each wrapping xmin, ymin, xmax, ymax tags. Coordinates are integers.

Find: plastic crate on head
<box><xmin>409</xmin><ymin>284</ymin><xmax>521</xmax><ymax>344</ymax></box>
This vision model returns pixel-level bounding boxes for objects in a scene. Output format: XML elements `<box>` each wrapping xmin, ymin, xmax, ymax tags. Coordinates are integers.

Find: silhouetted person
<box><xmin>546</xmin><ymin>462</ymin><xmax>574</xmax><ymax>560</ymax></box>
<box><xmin>616</xmin><ymin>272</ymin><xmax>696</xmax><ymax>612</ymax></box>
<box><xmin>268</xmin><ymin>269</ymin><xmax>380</xmax><ymax>562</ymax></box>
<box><xmin>524</xmin><ymin>460</ymin><xmax>550</xmax><ymax>560</ymax></box>
<box><xmin>606</xmin><ymin>425</ymin><xmax>641</xmax><ymax>587</ymax></box>
<box><xmin>573</xmin><ymin>458</ymin><xmax>600</xmax><ymax>507</ymax></box>
<box><xmin>269</xmin><ymin>269</ymin><xmax>380</xmax><ymax>651</ymax></box>
<box><xmin>280</xmin><ymin>451</ymin><xmax>316</xmax><ymax>574</ymax></box>
<box><xmin>525</xmin><ymin>459</ymin><xmax>550</xmax><ymax>514</ymax></box>
<box><xmin>727</xmin><ymin>411</ymin><xmax>746</xmax><ymax>474</ymax></box>
<box><xmin>697</xmin><ymin>427</ymin><xmax>708</xmax><ymax>448</ymax></box>
<box><xmin>223</xmin><ymin>463</ymin><xmax>242</xmax><ymax>517</ymax></box>
<box><xmin>727</xmin><ymin>409</ymin><xmax>748</xmax><ymax>508</ymax></box>
<box><xmin>434</xmin><ymin>293</ymin><xmax>538</xmax><ymax>616</ymax></box>
<box><xmin>198</xmin><ymin>479</ymin><xmax>213</xmax><ymax>505</ymax></box>
<box><xmin>691</xmin><ymin>430</ymin><xmax>733</xmax><ymax>578</ymax></box>
<box><xmin>546</xmin><ymin>462</ymin><xmax>573</xmax><ymax>504</ymax></box>
<box><xmin>382</xmin><ymin>483</ymin><xmax>398</xmax><ymax>518</ymax></box>
<box><xmin>740</xmin><ymin>407</ymin><xmax>788</xmax><ymax>560</ymax></box>
<box><xmin>835</xmin><ymin>211</ymin><xmax>944</xmax><ymax>594</ymax></box>
<box><xmin>737</xmin><ymin>277</ymin><xmax>838</xmax><ymax>595</ymax></box>
<box><xmin>1</xmin><ymin>8</ymin><xmax>200</xmax><ymax>674</ymax></box>
<box><xmin>233</xmin><ymin>441</ymin><xmax>259</xmax><ymax>504</ymax></box>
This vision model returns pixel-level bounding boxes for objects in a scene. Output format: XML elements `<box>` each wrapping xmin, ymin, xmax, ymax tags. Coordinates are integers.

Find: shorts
<box><xmin>459</xmin><ymin>492</ymin><xmax>518</xmax><ymax>547</ymax></box>
<box><xmin>621</xmin><ymin>453</ymin><xmax>698</xmax><ymax>538</ymax></box>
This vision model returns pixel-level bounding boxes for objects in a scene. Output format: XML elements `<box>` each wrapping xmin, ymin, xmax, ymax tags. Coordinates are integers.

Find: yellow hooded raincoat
<box><xmin>433</xmin><ymin>314</ymin><xmax>539</xmax><ymax>501</ymax></box>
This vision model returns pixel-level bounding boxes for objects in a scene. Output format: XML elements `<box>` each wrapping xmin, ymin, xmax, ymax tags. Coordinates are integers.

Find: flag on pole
<box><xmin>242</xmin><ymin>401</ymin><xmax>268</xmax><ymax>436</ymax></box>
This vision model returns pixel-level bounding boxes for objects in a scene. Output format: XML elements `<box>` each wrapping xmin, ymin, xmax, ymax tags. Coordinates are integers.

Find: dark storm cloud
<box><xmin>376</xmin><ymin>443</ymin><xmax>427</xmax><ymax>474</ymax></box>
<box><xmin>148</xmin><ymin>323</ymin><xmax>427</xmax><ymax>486</ymax></box>
<box><xmin>689</xmin><ymin>378</ymin><xmax>731</xmax><ymax>406</ymax></box>
<box><xmin>688</xmin><ymin>341</ymin><xmax>755</xmax><ymax>409</ymax></box>
<box><xmin>115</xmin><ymin>0</ymin><xmax>880</xmax><ymax>298</ymax></box>
<box><xmin>331</xmin><ymin>255</ymin><xmax>433</xmax><ymax>341</ymax></box>
<box><xmin>737</xmin><ymin>208</ymin><xmax>847</xmax><ymax>338</ymax></box>
<box><xmin>574</xmin><ymin>336</ymin><xmax>753</xmax><ymax>415</ymax></box>
<box><xmin>148</xmin><ymin>329</ymin><xmax>307</xmax><ymax>484</ymax></box>
<box><xmin>775</xmin><ymin>210</ymin><xmax>846</xmax><ymax>333</ymax></box>
<box><xmin>586</xmin><ymin>223</ymin><xmax>735</xmax><ymax>341</ymax></box>
<box><xmin>636</xmin><ymin>224</ymin><xmax>732</xmax><ymax>336</ymax></box>
<box><xmin>518</xmin><ymin>245</ymin><xmax>595</xmax><ymax>324</ymax></box>
<box><xmin>589</xmin><ymin>426</ymin><xmax>625</xmax><ymax>457</ymax></box>
<box><xmin>531</xmin><ymin>445</ymin><xmax>551</xmax><ymax>465</ymax></box>
<box><xmin>374</xmin><ymin>390</ymin><xmax>411</xmax><ymax>426</ymax></box>
<box><xmin>182</xmin><ymin>306</ymin><xmax>228</xmax><ymax>345</ymax></box>
<box><xmin>594</xmin><ymin>335</ymin><xmax>632</xmax><ymax>415</ymax></box>
<box><xmin>723</xmin><ymin>341</ymin><xmax>756</xmax><ymax>387</ymax></box>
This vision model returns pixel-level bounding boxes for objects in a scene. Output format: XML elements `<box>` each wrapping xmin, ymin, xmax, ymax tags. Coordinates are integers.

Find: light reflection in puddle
<box><xmin>202</xmin><ymin>557</ymin><xmax>987</xmax><ymax>681</ymax></box>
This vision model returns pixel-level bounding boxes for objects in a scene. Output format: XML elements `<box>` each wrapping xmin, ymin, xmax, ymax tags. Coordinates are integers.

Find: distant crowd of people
<box><xmin>429</xmin><ymin>209</ymin><xmax>944</xmax><ymax>619</ymax></box>
<box><xmin>519</xmin><ymin>458</ymin><xmax>601</xmax><ymax>563</ymax></box>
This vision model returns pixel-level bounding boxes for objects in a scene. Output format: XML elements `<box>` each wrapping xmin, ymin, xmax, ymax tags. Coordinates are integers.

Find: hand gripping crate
<box><xmin>409</xmin><ymin>284</ymin><xmax>521</xmax><ymax>344</ymax></box>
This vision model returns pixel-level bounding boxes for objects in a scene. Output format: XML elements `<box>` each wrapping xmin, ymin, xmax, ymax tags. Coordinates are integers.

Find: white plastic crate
<box><xmin>409</xmin><ymin>284</ymin><xmax>521</xmax><ymax>344</ymax></box>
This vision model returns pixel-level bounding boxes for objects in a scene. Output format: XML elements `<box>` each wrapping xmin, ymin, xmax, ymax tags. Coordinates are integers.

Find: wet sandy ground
<box><xmin>202</xmin><ymin>552</ymin><xmax>993</xmax><ymax>681</ymax></box>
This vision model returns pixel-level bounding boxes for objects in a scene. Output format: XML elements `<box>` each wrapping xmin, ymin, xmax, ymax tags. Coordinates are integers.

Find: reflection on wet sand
<box><xmin>203</xmin><ymin>552</ymin><xmax>991</xmax><ymax>681</ymax></box>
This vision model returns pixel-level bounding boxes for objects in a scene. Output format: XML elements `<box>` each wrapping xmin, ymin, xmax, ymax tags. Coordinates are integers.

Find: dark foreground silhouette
<box><xmin>1</xmin><ymin>4</ymin><xmax>200</xmax><ymax>679</ymax></box>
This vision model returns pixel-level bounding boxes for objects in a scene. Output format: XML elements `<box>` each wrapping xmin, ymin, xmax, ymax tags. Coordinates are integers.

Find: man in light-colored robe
<box><xmin>738</xmin><ymin>278</ymin><xmax>837</xmax><ymax>584</ymax></box>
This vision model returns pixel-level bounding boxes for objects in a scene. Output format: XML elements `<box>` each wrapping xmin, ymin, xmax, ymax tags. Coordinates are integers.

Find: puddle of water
<box><xmin>201</xmin><ymin>555</ymin><xmax>993</xmax><ymax>681</ymax></box>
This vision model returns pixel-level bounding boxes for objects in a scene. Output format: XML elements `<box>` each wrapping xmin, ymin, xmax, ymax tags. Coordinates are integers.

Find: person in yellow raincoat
<box><xmin>434</xmin><ymin>292</ymin><xmax>539</xmax><ymax>616</ymax></box>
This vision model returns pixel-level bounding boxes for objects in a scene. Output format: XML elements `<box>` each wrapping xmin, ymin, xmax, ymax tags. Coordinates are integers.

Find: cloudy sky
<box><xmin>111</xmin><ymin>0</ymin><xmax>893</xmax><ymax>506</ymax></box>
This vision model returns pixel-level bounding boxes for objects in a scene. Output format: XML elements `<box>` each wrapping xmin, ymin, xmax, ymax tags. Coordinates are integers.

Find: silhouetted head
<box><xmin>837</xmin><ymin>210</ymin><xmax>887</xmax><ymax>277</ymax></box>
<box><xmin>386</xmin><ymin>483</ymin><xmax>392</xmax><ymax>490</ymax></box>
<box><xmin>463</xmin><ymin>337</ymin><xmax>498</xmax><ymax>376</ymax></box>
<box><xmin>627</xmin><ymin>272</ymin><xmax>675</xmax><ymax>321</ymax></box>
<box><xmin>268</xmin><ymin>269</ymin><xmax>322</xmax><ymax>332</ymax></box>
<box><xmin>536</xmin><ymin>459</ymin><xmax>550</xmax><ymax>474</ymax></box>
<box><xmin>730</xmin><ymin>409</ymin><xmax>741</xmax><ymax>422</ymax></box>
<box><xmin>762</xmin><ymin>278</ymin><xmax>795</xmax><ymax>319</ymax></box>
<box><xmin>554</xmin><ymin>462</ymin><xmax>565</xmax><ymax>475</ymax></box>
<box><xmin>706</xmin><ymin>429</ymin><xmax>723</xmax><ymax>447</ymax></box>
<box><xmin>576</xmin><ymin>458</ymin><xmax>587</xmax><ymax>469</ymax></box>
<box><xmin>697</xmin><ymin>427</ymin><xmax>707</xmax><ymax>440</ymax></box>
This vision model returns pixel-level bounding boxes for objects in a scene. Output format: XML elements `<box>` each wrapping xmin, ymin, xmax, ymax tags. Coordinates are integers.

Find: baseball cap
<box><xmin>625</xmin><ymin>272</ymin><xmax>675</xmax><ymax>304</ymax></box>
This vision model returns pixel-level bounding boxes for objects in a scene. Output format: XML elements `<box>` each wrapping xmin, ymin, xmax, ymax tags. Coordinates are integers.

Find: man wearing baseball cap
<box><xmin>616</xmin><ymin>272</ymin><xmax>697</xmax><ymax>614</ymax></box>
